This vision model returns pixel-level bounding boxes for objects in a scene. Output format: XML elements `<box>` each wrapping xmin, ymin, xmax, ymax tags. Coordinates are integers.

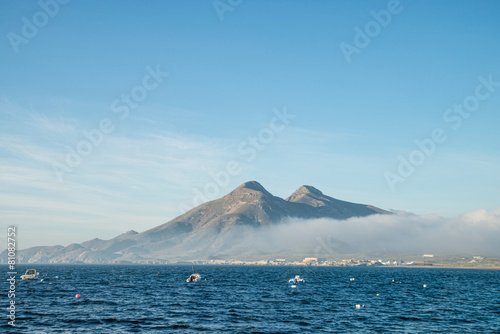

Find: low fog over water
<box><xmin>247</xmin><ymin>208</ymin><xmax>500</xmax><ymax>258</ymax></box>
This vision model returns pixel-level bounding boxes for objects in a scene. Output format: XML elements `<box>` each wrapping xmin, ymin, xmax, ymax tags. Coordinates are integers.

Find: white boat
<box><xmin>21</xmin><ymin>269</ymin><xmax>39</xmax><ymax>281</ymax></box>
<box><xmin>186</xmin><ymin>273</ymin><xmax>201</xmax><ymax>283</ymax></box>
<box><xmin>289</xmin><ymin>275</ymin><xmax>305</xmax><ymax>285</ymax></box>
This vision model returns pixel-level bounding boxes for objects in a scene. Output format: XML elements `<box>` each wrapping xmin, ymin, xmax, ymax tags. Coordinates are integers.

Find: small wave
<box><xmin>397</xmin><ymin>316</ymin><xmax>424</xmax><ymax>321</ymax></box>
<box><xmin>83</xmin><ymin>299</ymin><xmax>120</xmax><ymax>306</ymax></box>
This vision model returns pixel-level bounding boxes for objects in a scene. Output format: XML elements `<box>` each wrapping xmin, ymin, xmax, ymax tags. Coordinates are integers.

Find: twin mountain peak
<box><xmin>6</xmin><ymin>181</ymin><xmax>391</xmax><ymax>264</ymax></box>
<box><xmin>142</xmin><ymin>181</ymin><xmax>391</xmax><ymax>242</ymax></box>
<box><xmin>209</xmin><ymin>180</ymin><xmax>389</xmax><ymax>219</ymax></box>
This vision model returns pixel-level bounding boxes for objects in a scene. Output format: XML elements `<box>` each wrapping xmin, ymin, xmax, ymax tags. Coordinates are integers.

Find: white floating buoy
<box><xmin>423</xmin><ymin>284</ymin><xmax>427</xmax><ymax>288</ymax></box>
<box><xmin>350</xmin><ymin>278</ymin><xmax>355</xmax><ymax>281</ymax></box>
<box><xmin>355</xmin><ymin>304</ymin><xmax>361</xmax><ymax>309</ymax></box>
<box><xmin>291</xmin><ymin>285</ymin><xmax>297</xmax><ymax>288</ymax></box>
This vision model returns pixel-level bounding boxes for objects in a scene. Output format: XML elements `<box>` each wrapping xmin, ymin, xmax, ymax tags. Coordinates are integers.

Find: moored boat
<box><xmin>21</xmin><ymin>269</ymin><xmax>39</xmax><ymax>280</ymax></box>
<box><xmin>187</xmin><ymin>273</ymin><xmax>201</xmax><ymax>282</ymax></box>
<box><xmin>289</xmin><ymin>275</ymin><xmax>305</xmax><ymax>285</ymax></box>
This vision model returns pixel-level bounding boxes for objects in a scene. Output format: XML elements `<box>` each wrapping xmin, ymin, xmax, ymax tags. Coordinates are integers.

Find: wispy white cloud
<box><xmin>28</xmin><ymin>112</ymin><xmax>77</xmax><ymax>137</ymax></box>
<box><xmin>0</xmin><ymin>97</ymin><xmax>78</xmax><ymax>137</ymax></box>
<box><xmin>0</xmin><ymin>135</ymin><xmax>61</xmax><ymax>165</ymax></box>
<box><xmin>0</xmin><ymin>99</ymin><xmax>239</xmax><ymax>248</ymax></box>
<box><xmin>1</xmin><ymin>96</ymin><xmax>499</xmax><ymax>251</ymax></box>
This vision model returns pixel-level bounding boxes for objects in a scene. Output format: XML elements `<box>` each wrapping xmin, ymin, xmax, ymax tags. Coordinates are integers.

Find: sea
<box><xmin>3</xmin><ymin>265</ymin><xmax>500</xmax><ymax>333</ymax></box>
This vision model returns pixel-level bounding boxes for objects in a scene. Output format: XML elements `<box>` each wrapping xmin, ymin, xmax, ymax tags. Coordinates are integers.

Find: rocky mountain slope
<box><xmin>3</xmin><ymin>181</ymin><xmax>390</xmax><ymax>263</ymax></box>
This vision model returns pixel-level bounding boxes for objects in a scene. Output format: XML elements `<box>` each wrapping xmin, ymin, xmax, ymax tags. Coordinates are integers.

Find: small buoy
<box><xmin>423</xmin><ymin>284</ymin><xmax>427</xmax><ymax>288</ymax></box>
<box><xmin>376</xmin><ymin>293</ymin><xmax>379</xmax><ymax>296</ymax></box>
<box><xmin>350</xmin><ymin>278</ymin><xmax>355</xmax><ymax>281</ymax></box>
<box><xmin>40</xmin><ymin>279</ymin><xmax>44</xmax><ymax>282</ymax></box>
<box><xmin>291</xmin><ymin>285</ymin><xmax>297</xmax><ymax>288</ymax></box>
<box><xmin>355</xmin><ymin>304</ymin><xmax>361</xmax><ymax>309</ymax></box>
<box><xmin>75</xmin><ymin>294</ymin><xmax>80</xmax><ymax>298</ymax></box>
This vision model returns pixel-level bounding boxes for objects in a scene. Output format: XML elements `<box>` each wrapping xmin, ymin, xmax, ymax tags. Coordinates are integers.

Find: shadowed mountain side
<box><xmin>286</xmin><ymin>185</ymin><xmax>391</xmax><ymax>219</ymax></box>
<box><xmin>137</xmin><ymin>181</ymin><xmax>314</xmax><ymax>243</ymax></box>
<box><xmin>81</xmin><ymin>230</ymin><xmax>139</xmax><ymax>251</ymax></box>
<box><xmin>138</xmin><ymin>181</ymin><xmax>386</xmax><ymax>243</ymax></box>
<box><xmin>3</xmin><ymin>181</ymin><xmax>390</xmax><ymax>263</ymax></box>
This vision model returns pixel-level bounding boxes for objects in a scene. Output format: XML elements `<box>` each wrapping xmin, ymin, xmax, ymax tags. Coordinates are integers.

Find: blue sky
<box><xmin>1</xmin><ymin>0</ymin><xmax>500</xmax><ymax>248</ymax></box>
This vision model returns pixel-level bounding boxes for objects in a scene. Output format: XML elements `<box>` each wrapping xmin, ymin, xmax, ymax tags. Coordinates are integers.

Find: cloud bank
<box><xmin>251</xmin><ymin>208</ymin><xmax>500</xmax><ymax>258</ymax></box>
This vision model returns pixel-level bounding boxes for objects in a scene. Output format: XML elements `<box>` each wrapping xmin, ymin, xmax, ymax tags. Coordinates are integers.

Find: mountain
<box><xmin>286</xmin><ymin>185</ymin><xmax>392</xmax><ymax>218</ymax></box>
<box><xmin>2</xmin><ymin>181</ymin><xmax>390</xmax><ymax>264</ymax></box>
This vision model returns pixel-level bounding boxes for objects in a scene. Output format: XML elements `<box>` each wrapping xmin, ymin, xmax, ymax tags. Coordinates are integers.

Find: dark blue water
<box><xmin>3</xmin><ymin>265</ymin><xmax>500</xmax><ymax>333</ymax></box>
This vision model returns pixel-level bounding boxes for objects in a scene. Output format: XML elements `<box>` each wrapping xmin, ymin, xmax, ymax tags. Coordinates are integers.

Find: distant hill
<box><xmin>2</xmin><ymin>181</ymin><xmax>390</xmax><ymax>264</ymax></box>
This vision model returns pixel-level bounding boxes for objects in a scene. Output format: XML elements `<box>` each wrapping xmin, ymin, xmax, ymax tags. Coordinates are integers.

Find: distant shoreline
<box><xmin>383</xmin><ymin>265</ymin><xmax>500</xmax><ymax>270</ymax></box>
<box><xmin>5</xmin><ymin>263</ymin><xmax>500</xmax><ymax>269</ymax></box>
